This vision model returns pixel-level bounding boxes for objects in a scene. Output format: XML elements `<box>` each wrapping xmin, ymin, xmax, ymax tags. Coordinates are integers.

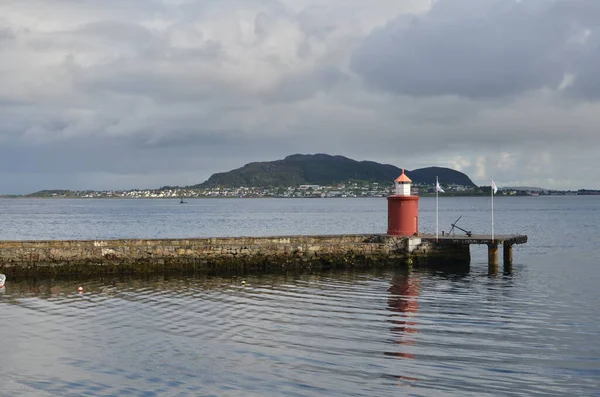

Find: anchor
<box><xmin>448</xmin><ymin>215</ymin><xmax>472</xmax><ymax>237</ymax></box>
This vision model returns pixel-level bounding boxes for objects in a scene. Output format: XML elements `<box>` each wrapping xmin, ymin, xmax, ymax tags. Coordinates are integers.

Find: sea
<box><xmin>0</xmin><ymin>196</ymin><xmax>599</xmax><ymax>396</ymax></box>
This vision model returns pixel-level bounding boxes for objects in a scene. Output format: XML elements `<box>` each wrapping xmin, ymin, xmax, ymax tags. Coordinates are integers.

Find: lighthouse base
<box><xmin>387</xmin><ymin>195</ymin><xmax>420</xmax><ymax>236</ymax></box>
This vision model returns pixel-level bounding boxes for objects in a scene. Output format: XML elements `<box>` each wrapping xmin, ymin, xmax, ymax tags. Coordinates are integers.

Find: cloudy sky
<box><xmin>1</xmin><ymin>0</ymin><xmax>599</xmax><ymax>194</ymax></box>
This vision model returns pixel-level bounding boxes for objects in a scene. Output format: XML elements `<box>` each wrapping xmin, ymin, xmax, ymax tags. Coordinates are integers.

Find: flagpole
<box><xmin>491</xmin><ymin>179</ymin><xmax>494</xmax><ymax>242</ymax></box>
<box><xmin>436</xmin><ymin>176</ymin><xmax>439</xmax><ymax>241</ymax></box>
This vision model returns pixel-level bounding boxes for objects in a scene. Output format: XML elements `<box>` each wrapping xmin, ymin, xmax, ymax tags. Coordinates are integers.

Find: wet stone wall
<box><xmin>0</xmin><ymin>235</ymin><xmax>469</xmax><ymax>278</ymax></box>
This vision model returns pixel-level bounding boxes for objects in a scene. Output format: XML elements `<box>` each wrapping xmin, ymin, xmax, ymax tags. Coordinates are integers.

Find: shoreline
<box><xmin>0</xmin><ymin>193</ymin><xmax>583</xmax><ymax>199</ymax></box>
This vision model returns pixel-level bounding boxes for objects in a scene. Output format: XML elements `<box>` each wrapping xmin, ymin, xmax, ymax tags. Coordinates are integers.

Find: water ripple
<box><xmin>1</xmin><ymin>268</ymin><xmax>599</xmax><ymax>397</ymax></box>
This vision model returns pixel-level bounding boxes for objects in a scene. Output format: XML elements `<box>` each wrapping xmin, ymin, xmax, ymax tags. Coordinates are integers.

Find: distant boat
<box><xmin>180</xmin><ymin>196</ymin><xmax>187</xmax><ymax>204</ymax></box>
<box><xmin>0</xmin><ymin>274</ymin><xmax>5</xmax><ymax>288</ymax></box>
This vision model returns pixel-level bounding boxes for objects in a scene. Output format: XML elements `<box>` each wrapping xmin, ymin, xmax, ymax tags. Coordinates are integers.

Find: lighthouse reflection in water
<box><xmin>386</xmin><ymin>271</ymin><xmax>420</xmax><ymax>359</ymax></box>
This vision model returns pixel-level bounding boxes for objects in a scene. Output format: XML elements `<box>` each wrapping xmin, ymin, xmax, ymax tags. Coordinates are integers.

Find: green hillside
<box><xmin>194</xmin><ymin>154</ymin><xmax>476</xmax><ymax>188</ymax></box>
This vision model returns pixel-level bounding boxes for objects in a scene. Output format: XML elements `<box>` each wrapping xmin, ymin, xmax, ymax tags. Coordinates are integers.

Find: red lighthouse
<box><xmin>387</xmin><ymin>169</ymin><xmax>419</xmax><ymax>236</ymax></box>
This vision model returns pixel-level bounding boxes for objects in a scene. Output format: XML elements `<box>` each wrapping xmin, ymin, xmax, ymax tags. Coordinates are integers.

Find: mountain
<box><xmin>25</xmin><ymin>190</ymin><xmax>72</xmax><ymax>198</ymax></box>
<box><xmin>194</xmin><ymin>154</ymin><xmax>476</xmax><ymax>188</ymax></box>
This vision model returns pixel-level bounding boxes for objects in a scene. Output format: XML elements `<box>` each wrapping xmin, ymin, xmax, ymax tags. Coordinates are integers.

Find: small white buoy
<box><xmin>241</xmin><ymin>280</ymin><xmax>246</xmax><ymax>285</ymax></box>
<box><xmin>0</xmin><ymin>274</ymin><xmax>6</xmax><ymax>289</ymax></box>
<box><xmin>78</xmin><ymin>286</ymin><xmax>83</xmax><ymax>293</ymax></box>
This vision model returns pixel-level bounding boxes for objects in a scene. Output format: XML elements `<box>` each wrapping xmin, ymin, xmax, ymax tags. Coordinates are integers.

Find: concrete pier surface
<box><xmin>421</xmin><ymin>234</ymin><xmax>528</xmax><ymax>245</ymax></box>
<box><xmin>420</xmin><ymin>234</ymin><xmax>528</xmax><ymax>273</ymax></box>
<box><xmin>0</xmin><ymin>233</ymin><xmax>527</xmax><ymax>278</ymax></box>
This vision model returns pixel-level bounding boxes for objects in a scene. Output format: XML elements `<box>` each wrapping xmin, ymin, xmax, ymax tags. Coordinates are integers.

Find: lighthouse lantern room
<box><xmin>394</xmin><ymin>169</ymin><xmax>412</xmax><ymax>195</ymax></box>
<box><xmin>387</xmin><ymin>169</ymin><xmax>420</xmax><ymax>236</ymax></box>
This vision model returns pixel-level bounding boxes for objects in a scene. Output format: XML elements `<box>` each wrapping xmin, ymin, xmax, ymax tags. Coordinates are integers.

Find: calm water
<box><xmin>1</xmin><ymin>197</ymin><xmax>599</xmax><ymax>396</ymax></box>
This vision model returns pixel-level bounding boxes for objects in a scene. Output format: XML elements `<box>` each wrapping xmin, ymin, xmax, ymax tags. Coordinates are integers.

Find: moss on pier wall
<box><xmin>0</xmin><ymin>235</ymin><xmax>469</xmax><ymax>278</ymax></box>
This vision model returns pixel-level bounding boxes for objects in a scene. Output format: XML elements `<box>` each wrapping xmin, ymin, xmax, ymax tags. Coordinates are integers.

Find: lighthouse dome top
<box><xmin>394</xmin><ymin>169</ymin><xmax>412</xmax><ymax>183</ymax></box>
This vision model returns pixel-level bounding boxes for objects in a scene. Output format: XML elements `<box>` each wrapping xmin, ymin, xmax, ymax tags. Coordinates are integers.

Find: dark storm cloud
<box><xmin>352</xmin><ymin>0</ymin><xmax>599</xmax><ymax>99</ymax></box>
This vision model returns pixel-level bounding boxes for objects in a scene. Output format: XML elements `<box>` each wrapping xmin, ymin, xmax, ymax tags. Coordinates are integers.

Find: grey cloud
<box><xmin>296</xmin><ymin>6</ymin><xmax>336</xmax><ymax>40</ymax></box>
<box><xmin>261</xmin><ymin>67</ymin><xmax>349</xmax><ymax>102</ymax></box>
<box><xmin>76</xmin><ymin>20</ymin><xmax>160</xmax><ymax>48</ymax></box>
<box><xmin>567</xmin><ymin>33</ymin><xmax>600</xmax><ymax>99</ymax></box>
<box><xmin>0</xmin><ymin>27</ymin><xmax>14</xmax><ymax>42</ymax></box>
<box><xmin>351</xmin><ymin>0</ymin><xmax>596</xmax><ymax>99</ymax></box>
<box><xmin>1</xmin><ymin>0</ymin><xmax>600</xmax><ymax>193</ymax></box>
<box><xmin>0</xmin><ymin>136</ymin><xmax>240</xmax><ymax>176</ymax></box>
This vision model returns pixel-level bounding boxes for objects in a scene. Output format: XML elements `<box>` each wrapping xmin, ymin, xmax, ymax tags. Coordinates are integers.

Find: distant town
<box><xmin>4</xmin><ymin>182</ymin><xmax>598</xmax><ymax>199</ymax></box>
<box><xmin>4</xmin><ymin>154</ymin><xmax>598</xmax><ymax>198</ymax></box>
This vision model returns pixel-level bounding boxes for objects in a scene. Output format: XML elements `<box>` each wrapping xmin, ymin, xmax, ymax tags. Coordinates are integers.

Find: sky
<box><xmin>1</xmin><ymin>0</ymin><xmax>599</xmax><ymax>194</ymax></box>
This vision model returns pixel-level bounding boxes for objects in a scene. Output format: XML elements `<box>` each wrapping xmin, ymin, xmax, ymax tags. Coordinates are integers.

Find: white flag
<box><xmin>435</xmin><ymin>180</ymin><xmax>445</xmax><ymax>193</ymax></box>
<box><xmin>491</xmin><ymin>179</ymin><xmax>498</xmax><ymax>194</ymax></box>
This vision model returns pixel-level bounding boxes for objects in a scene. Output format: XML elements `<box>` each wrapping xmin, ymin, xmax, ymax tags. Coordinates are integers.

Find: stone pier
<box><xmin>0</xmin><ymin>233</ymin><xmax>527</xmax><ymax>278</ymax></box>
